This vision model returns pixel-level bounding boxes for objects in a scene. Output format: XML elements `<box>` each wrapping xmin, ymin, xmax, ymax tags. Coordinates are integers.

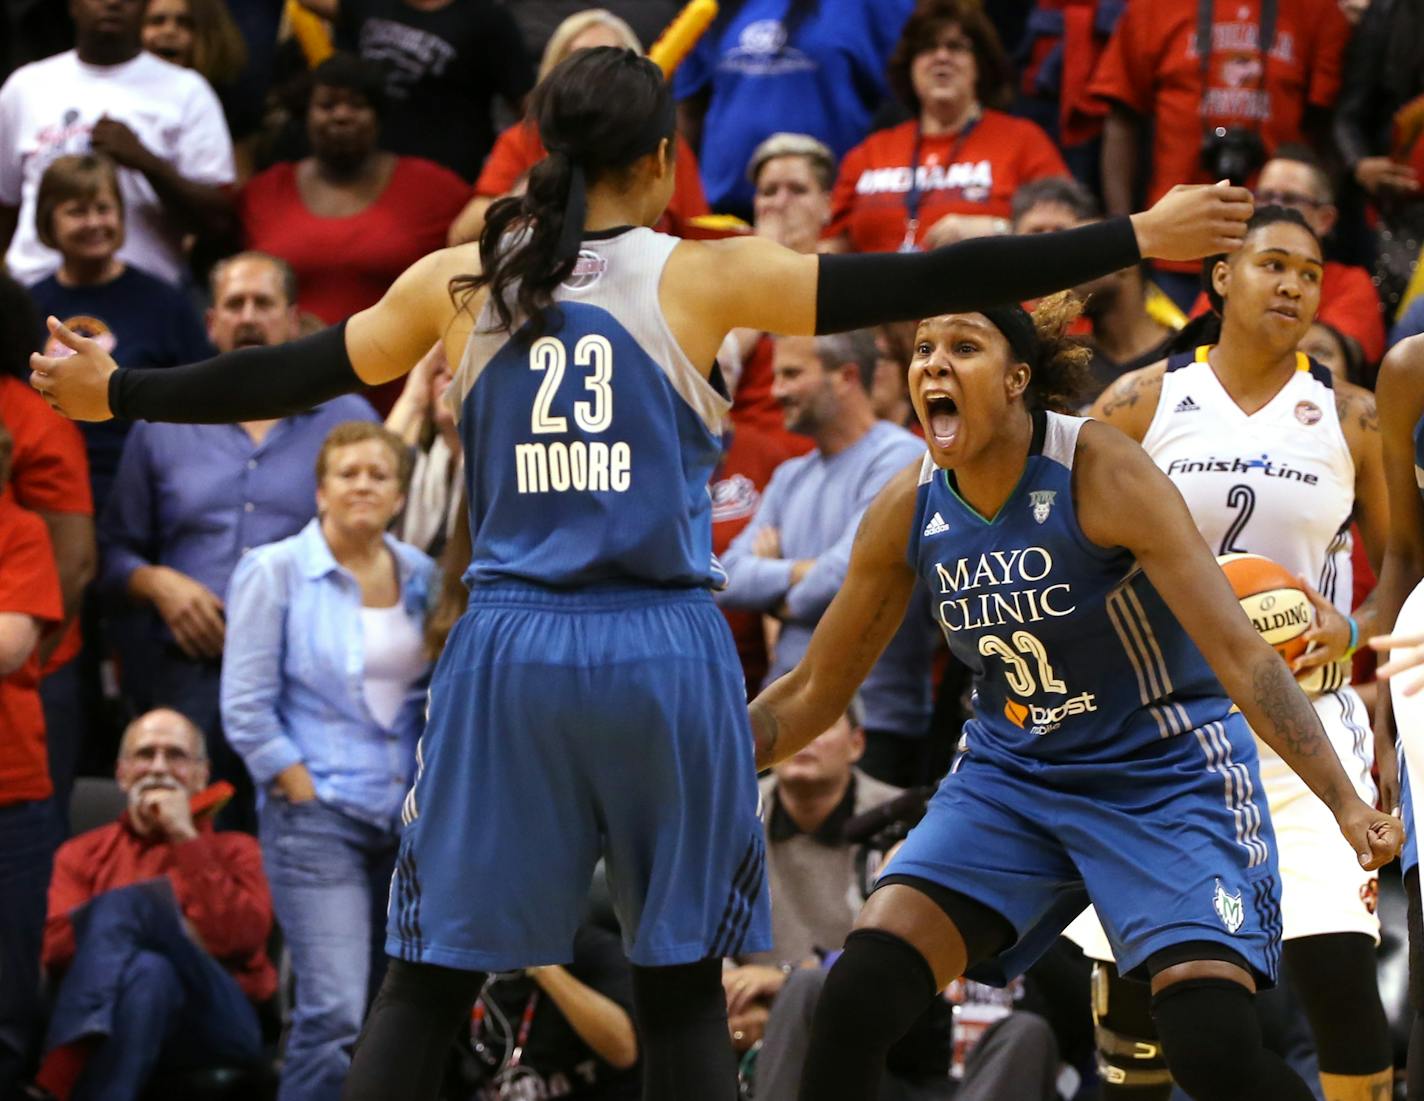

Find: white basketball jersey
<box><xmin>1140</xmin><ymin>347</ymin><xmax>1356</xmax><ymax>693</ymax></box>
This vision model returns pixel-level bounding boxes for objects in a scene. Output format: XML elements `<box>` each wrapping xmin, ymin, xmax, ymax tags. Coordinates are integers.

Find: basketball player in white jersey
<box><xmin>1079</xmin><ymin>207</ymin><xmax>1392</xmax><ymax>1101</ymax></box>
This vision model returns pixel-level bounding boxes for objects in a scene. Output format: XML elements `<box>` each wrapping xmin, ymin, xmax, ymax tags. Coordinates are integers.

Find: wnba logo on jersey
<box><xmin>1213</xmin><ymin>879</ymin><xmax>1244</xmax><ymax>934</ymax></box>
<box><xmin>563</xmin><ymin>250</ymin><xmax>608</xmax><ymax>291</ymax></box>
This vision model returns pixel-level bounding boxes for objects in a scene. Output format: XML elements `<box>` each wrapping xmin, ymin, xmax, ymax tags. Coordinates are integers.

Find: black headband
<box><xmin>545</xmin><ymin>95</ymin><xmax>677</xmax><ymax>263</ymax></box>
<box><xmin>980</xmin><ymin>304</ymin><xmax>1040</xmax><ymax>368</ymax></box>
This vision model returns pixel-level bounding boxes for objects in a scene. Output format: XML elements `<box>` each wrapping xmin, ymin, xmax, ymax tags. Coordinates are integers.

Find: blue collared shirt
<box><xmin>718</xmin><ymin>421</ymin><xmax>935</xmax><ymax>737</ymax></box>
<box><xmin>98</xmin><ymin>396</ymin><xmax>378</xmax><ymax>607</ymax></box>
<box><xmin>221</xmin><ymin>519</ymin><xmax>436</xmax><ymax>829</ymax></box>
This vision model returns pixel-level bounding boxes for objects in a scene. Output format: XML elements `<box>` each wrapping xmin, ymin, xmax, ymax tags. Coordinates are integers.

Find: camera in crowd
<box><xmin>1200</xmin><ymin>126</ymin><xmax>1268</xmax><ymax>186</ymax></box>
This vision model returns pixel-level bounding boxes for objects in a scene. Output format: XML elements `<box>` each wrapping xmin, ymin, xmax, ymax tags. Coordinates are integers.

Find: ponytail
<box><xmin>451</xmin><ymin>47</ymin><xmax>674</xmax><ymax>339</ymax></box>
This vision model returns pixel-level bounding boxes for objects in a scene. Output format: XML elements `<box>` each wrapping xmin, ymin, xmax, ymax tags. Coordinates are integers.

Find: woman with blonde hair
<box><xmin>448</xmin><ymin>8</ymin><xmax>709</xmax><ymax>245</ymax></box>
<box><xmin>223</xmin><ymin>420</ymin><xmax>435</xmax><ymax>1101</ymax></box>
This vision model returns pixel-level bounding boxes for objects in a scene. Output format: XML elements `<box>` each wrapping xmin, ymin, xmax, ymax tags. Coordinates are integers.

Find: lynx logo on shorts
<box><xmin>1213</xmin><ymin>879</ymin><xmax>1245</xmax><ymax>933</ymax></box>
<box><xmin>1029</xmin><ymin>490</ymin><xmax>1056</xmax><ymax>524</ymax></box>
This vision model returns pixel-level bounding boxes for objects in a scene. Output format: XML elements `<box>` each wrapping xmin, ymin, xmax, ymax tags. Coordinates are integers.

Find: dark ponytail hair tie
<box><xmin>550</xmin><ymin>154</ymin><xmax>588</xmax><ymax>264</ymax></box>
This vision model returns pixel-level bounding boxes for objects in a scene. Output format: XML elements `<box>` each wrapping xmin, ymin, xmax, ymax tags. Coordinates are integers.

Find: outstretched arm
<box><xmin>31</xmin><ymin>246</ymin><xmax>480</xmax><ymax>424</ymax></box>
<box><xmin>1075</xmin><ymin>422</ymin><xmax>1401</xmax><ymax>869</ymax></box>
<box><xmin>674</xmin><ymin>183</ymin><xmax>1252</xmax><ymax>364</ymax></box>
<box><xmin>749</xmin><ymin>463</ymin><xmax>921</xmax><ymax>768</ymax></box>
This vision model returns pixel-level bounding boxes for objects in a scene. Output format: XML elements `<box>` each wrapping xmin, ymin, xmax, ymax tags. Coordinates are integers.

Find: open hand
<box><xmin>1290</xmin><ymin>579</ymin><xmax>1351</xmax><ymax>673</ymax></box>
<box><xmin>1130</xmin><ymin>182</ymin><xmax>1253</xmax><ymax>262</ymax></box>
<box><xmin>723</xmin><ymin>964</ymin><xmax>788</xmax><ymax>1016</ymax></box>
<box><xmin>145</xmin><ymin>567</ymin><xmax>225</xmax><ymax>659</ymax></box>
<box><xmin>1370</xmin><ymin>630</ymin><xmax>1424</xmax><ymax>696</ymax></box>
<box><xmin>1354</xmin><ymin>156</ymin><xmax>1420</xmax><ymax>197</ymax></box>
<box><xmin>30</xmin><ymin>316</ymin><xmax>119</xmax><ymax>421</ymax></box>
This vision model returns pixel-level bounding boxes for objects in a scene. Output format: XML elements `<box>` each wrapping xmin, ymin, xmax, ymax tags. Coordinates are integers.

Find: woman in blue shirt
<box><xmin>221</xmin><ymin>420</ymin><xmax>435</xmax><ymax>1101</ymax></box>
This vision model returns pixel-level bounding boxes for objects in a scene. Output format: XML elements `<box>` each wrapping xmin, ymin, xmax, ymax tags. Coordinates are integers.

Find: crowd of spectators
<box><xmin>1</xmin><ymin>0</ymin><xmax>1422</xmax><ymax>1098</ymax></box>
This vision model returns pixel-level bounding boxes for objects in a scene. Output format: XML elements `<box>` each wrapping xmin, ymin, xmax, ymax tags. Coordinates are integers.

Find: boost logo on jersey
<box><xmin>1003</xmin><ymin>691</ymin><xmax>1098</xmax><ymax>737</ymax></box>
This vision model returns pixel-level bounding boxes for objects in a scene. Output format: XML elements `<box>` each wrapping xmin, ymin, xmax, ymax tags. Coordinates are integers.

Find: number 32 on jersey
<box><xmin>516</xmin><ymin>334</ymin><xmax>631</xmax><ymax>495</ymax></box>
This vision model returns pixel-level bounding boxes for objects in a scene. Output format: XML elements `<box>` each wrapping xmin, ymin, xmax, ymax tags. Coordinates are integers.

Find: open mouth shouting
<box><xmin>923</xmin><ymin>390</ymin><xmax>960</xmax><ymax>449</ymax></box>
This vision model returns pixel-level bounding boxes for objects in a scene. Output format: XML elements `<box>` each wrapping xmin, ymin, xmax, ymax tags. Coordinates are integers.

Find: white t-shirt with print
<box><xmin>0</xmin><ymin>50</ymin><xmax>235</xmax><ymax>286</ymax></box>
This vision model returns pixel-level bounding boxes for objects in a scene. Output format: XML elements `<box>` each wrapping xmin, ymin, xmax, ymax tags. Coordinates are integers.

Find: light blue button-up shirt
<box><xmin>221</xmin><ymin>519</ymin><xmax>436</xmax><ymax>830</ymax></box>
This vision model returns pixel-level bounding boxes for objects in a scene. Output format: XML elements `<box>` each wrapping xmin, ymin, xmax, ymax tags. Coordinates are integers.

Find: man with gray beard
<box><xmin>30</xmin><ymin>708</ymin><xmax>274</xmax><ymax>1101</ymax></box>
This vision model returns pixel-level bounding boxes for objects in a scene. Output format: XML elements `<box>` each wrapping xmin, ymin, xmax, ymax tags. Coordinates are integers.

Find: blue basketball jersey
<box><xmin>447</xmin><ymin>228</ymin><xmax>730</xmax><ymax>590</ymax></box>
<box><xmin>907</xmin><ymin>411</ymin><xmax>1234</xmax><ymax>766</ymax></box>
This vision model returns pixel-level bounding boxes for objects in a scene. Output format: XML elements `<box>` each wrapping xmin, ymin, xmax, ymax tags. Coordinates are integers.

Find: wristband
<box><xmin>1345</xmin><ymin>615</ymin><xmax>1360</xmax><ymax>659</ymax></box>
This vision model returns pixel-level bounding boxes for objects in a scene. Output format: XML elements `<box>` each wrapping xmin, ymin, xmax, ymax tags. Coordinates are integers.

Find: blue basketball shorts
<box><xmin>885</xmin><ymin>711</ymin><xmax>1283</xmax><ymax>986</ymax></box>
<box><xmin>386</xmin><ymin>583</ymin><xmax>771</xmax><ymax>971</ymax></box>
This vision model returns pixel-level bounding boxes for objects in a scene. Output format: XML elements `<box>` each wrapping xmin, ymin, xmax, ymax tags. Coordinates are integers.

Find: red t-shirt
<box><xmin>711</xmin><ymin>423</ymin><xmax>811</xmax><ymax>695</ymax></box>
<box><xmin>1187</xmin><ymin>261</ymin><xmax>1387</xmax><ymax>365</ymax></box>
<box><xmin>0</xmin><ymin>376</ymin><xmax>92</xmax><ymax>671</ymax></box>
<box><xmin>476</xmin><ymin>122</ymin><xmax>711</xmax><ymax>237</ymax></box>
<box><xmin>0</xmin><ymin>494</ymin><xmax>62</xmax><ymax>805</ymax></box>
<box><xmin>239</xmin><ymin>156</ymin><xmax>471</xmax><ymax>413</ymax></box>
<box><xmin>826</xmin><ymin>112</ymin><xmax>1069</xmax><ymax>254</ymax></box>
<box><xmin>240</xmin><ymin>157</ymin><xmax>471</xmax><ymax>324</ymax></box>
<box><xmin>45</xmin><ymin>816</ymin><xmax>277</xmax><ymax>1002</ymax></box>
<box><xmin>1085</xmin><ymin>0</ymin><xmax>1349</xmax><ymax>269</ymax></box>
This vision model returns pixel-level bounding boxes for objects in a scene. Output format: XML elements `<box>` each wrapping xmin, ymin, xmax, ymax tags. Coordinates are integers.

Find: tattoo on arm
<box><xmin>749</xmin><ymin>699</ymin><xmax>781</xmax><ymax>763</ymax></box>
<box><xmin>1335</xmin><ymin>388</ymin><xmax>1380</xmax><ymax>434</ymax></box>
<box><xmin>1100</xmin><ymin>373</ymin><xmax>1148</xmax><ymax>416</ymax></box>
<box><xmin>1250</xmin><ymin>655</ymin><xmax>1343</xmax><ymax>811</ymax></box>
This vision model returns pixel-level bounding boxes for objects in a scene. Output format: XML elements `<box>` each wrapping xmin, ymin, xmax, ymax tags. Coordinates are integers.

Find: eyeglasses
<box><xmin>1255</xmin><ymin>190</ymin><xmax>1326</xmax><ymax>211</ymax></box>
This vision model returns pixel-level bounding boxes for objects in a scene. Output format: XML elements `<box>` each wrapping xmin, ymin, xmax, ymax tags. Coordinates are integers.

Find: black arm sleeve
<box><xmin>814</xmin><ymin>217</ymin><xmax>1141</xmax><ymax>335</ymax></box>
<box><xmin>1332</xmin><ymin>1</ymin><xmax>1389</xmax><ymax>169</ymax></box>
<box><xmin>108</xmin><ymin>322</ymin><xmax>364</xmax><ymax>424</ymax></box>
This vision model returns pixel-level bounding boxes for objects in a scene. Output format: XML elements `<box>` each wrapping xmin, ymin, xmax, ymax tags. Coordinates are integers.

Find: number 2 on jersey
<box><xmin>1218</xmin><ymin>484</ymin><xmax>1256</xmax><ymax>556</ymax></box>
<box><xmin>529</xmin><ymin>335</ymin><xmax>614</xmax><ymax>435</ymax></box>
<box><xmin>978</xmin><ymin>631</ymin><xmax>1066</xmax><ymax>695</ymax></box>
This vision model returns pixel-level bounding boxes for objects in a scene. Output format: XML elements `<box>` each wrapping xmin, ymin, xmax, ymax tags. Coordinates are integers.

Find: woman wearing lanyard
<box><xmin>823</xmin><ymin>0</ymin><xmax>1068</xmax><ymax>255</ymax></box>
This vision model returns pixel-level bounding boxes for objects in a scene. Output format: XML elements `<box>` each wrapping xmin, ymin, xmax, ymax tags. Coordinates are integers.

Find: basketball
<box><xmin>1217</xmin><ymin>553</ymin><xmax>1313</xmax><ymax>663</ymax></box>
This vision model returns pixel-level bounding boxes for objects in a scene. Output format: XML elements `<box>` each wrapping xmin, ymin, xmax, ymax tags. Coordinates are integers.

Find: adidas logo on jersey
<box><xmin>1175</xmin><ymin>396</ymin><xmax>1200</xmax><ymax>413</ymax></box>
<box><xmin>923</xmin><ymin>512</ymin><xmax>949</xmax><ymax>536</ymax></box>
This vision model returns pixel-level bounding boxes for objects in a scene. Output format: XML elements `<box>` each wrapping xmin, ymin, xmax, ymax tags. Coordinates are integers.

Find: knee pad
<box><xmin>1092</xmin><ymin>962</ymin><xmax>1172</xmax><ymax>1095</ymax></box>
<box><xmin>1151</xmin><ymin>979</ymin><xmax>1261</xmax><ymax>1101</ymax></box>
<box><xmin>814</xmin><ymin>929</ymin><xmax>938</xmax><ymax>1050</ymax></box>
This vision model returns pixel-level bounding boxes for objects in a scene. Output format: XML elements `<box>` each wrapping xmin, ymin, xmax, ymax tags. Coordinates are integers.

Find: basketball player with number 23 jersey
<box><xmin>1088</xmin><ymin>207</ymin><xmax>1394</xmax><ymax>1101</ymax></box>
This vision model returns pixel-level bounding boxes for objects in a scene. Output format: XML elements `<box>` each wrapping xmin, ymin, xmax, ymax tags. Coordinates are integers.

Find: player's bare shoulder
<box><xmin>1087</xmin><ymin>360</ymin><xmax>1167</xmax><ymax>442</ymax></box>
<box><xmin>1332</xmin><ymin>376</ymin><xmax>1379</xmax><ymax>450</ymax></box>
